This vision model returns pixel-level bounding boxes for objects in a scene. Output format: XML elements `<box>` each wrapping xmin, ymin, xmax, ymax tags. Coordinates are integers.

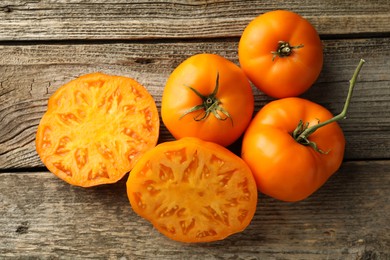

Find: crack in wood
<box><xmin>15</xmin><ymin>221</ymin><xmax>29</xmax><ymax>234</ymax></box>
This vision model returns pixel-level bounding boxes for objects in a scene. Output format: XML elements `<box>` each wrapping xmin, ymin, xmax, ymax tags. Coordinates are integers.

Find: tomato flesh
<box><xmin>36</xmin><ymin>73</ymin><xmax>160</xmax><ymax>187</ymax></box>
<box><xmin>127</xmin><ymin>137</ymin><xmax>258</xmax><ymax>243</ymax></box>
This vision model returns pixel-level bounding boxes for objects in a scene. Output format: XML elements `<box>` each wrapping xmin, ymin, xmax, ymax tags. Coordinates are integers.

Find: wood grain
<box><xmin>1</xmin><ymin>1</ymin><xmax>389</xmax><ymax>258</ymax></box>
<box><xmin>1</xmin><ymin>38</ymin><xmax>389</xmax><ymax>169</ymax></box>
<box><xmin>0</xmin><ymin>0</ymin><xmax>389</xmax><ymax>41</ymax></box>
<box><xmin>0</xmin><ymin>160</ymin><xmax>389</xmax><ymax>259</ymax></box>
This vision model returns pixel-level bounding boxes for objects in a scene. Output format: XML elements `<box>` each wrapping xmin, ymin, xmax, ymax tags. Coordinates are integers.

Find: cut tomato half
<box><xmin>35</xmin><ymin>72</ymin><xmax>159</xmax><ymax>187</ymax></box>
<box><xmin>126</xmin><ymin>137</ymin><xmax>258</xmax><ymax>243</ymax></box>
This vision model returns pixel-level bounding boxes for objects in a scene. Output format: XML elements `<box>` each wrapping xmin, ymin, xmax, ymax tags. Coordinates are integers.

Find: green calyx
<box><xmin>271</xmin><ymin>41</ymin><xmax>304</xmax><ymax>61</ymax></box>
<box><xmin>292</xmin><ymin>59</ymin><xmax>366</xmax><ymax>153</ymax></box>
<box><xmin>180</xmin><ymin>73</ymin><xmax>233</xmax><ymax>125</ymax></box>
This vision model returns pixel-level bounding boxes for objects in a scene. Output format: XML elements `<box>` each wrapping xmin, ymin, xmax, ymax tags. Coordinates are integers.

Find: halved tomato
<box><xmin>126</xmin><ymin>137</ymin><xmax>258</xmax><ymax>243</ymax></box>
<box><xmin>35</xmin><ymin>72</ymin><xmax>159</xmax><ymax>187</ymax></box>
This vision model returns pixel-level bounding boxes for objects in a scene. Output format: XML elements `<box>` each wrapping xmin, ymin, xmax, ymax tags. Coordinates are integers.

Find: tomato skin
<box><xmin>238</xmin><ymin>10</ymin><xmax>323</xmax><ymax>98</ymax></box>
<box><xmin>127</xmin><ymin>137</ymin><xmax>258</xmax><ymax>243</ymax></box>
<box><xmin>241</xmin><ymin>98</ymin><xmax>345</xmax><ymax>202</ymax></box>
<box><xmin>161</xmin><ymin>53</ymin><xmax>254</xmax><ymax>147</ymax></box>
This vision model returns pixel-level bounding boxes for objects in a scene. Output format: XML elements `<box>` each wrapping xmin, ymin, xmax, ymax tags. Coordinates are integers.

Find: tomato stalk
<box><xmin>180</xmin><ymin>73</ymin><xmax>233</xmax><ymax>125</ymax></box>
<box><xmin>271</xmin><ymin>41</ymin><xmax>304</xmax><ymax>61</ymax></box>
<box><xmin>292</xmin><ymin>59</ymin><xmax>366</xmax><ymax>153</ymax></box>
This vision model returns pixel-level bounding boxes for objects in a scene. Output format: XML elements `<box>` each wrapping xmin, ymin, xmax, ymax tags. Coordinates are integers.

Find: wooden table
<box><xmin>1</xmin><ymin>1</ymin><xmax>389</xmax><ymax>259</ymax></box>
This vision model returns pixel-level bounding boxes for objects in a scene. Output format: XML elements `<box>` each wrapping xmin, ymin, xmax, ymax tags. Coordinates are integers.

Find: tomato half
<box><xmin>35</xmin><ymin>73</ymin><xmax>160</xmax><ymax>187</ymax></box>
<box><xmin>161</xmin><ymin>53</ymin><xmax>254</xmax><ymax>147</ymax></box>
<box><xmin>238</xmin><ymin>10</ymin><xmax>323</xmax><ymax>98</ymax></box>
<box><xmin>127</xmin><ymin>137</ymin><xmax>258</xmax><ymax>243</ymax></box>
<box><xmin>241</xmin><ymin>98</ymin><xmax>345</xmax><ymax>202</ymax></box>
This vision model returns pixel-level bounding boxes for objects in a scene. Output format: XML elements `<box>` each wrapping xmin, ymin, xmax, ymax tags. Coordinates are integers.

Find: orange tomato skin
<box><xmin>241</xmin><ymin>98</ymin><xmax>345</xmax><ymax>202</ymax></box>
<box><xmin>161</xmin><ymin>53</ymin><xmax>254</xmax><ymax>147</ymax></box>
<box><xmin>238</xmin><ymin>10</ymin><xmax>323</xmax><ymax>98</ymax></box>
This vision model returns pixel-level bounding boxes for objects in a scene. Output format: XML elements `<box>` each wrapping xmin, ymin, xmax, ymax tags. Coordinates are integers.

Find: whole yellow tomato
<box><xmin>242</xmin><ymin>97</ymin><xmax>345</xmax><ymax>202</ymax></box>
<box><xmin>161</xmin><ymin>53</ymin><xmax>254</xmax><ymax>147</ymax></box>
<box><xmin>241</xmin><ymin>60</ymin><xmax>365</xmax><ymax>202</ymax></box>
<box><xmin>239</xmin><ymin>10</ymin><xmax>323</xmax><ymax>98</ymax></box>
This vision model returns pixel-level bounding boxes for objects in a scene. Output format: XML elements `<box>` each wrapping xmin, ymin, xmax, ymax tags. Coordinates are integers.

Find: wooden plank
<box><xmin>0</xmin><ymin>1</ymin><xmax>389</xmax><ymax>40</ymax></box>
<box><xmin>1</xmin><ymin>38</ymin><xmax>389</xmax><ymax>169</ymax></box>
<box><xmin>0</xmin><ymin>160</ymin><xmax>389</xmax><ymax>258</ymax></box>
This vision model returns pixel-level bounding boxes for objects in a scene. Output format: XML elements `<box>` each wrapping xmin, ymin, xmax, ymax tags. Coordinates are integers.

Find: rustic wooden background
<box><xmin>0</xmin><ymin>1</ymin><xmax>389</xmax><ymax>259</ymax></box>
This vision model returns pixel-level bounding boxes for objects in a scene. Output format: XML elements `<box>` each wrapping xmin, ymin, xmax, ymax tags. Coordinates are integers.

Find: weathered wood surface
<box><xmin>1</xmin><ymin>0</ymin><xmax>390</xmax><ymax>258</ymax></box>
<box><xmin>0</xmin><ymin>0</ymin><xmax>389</xmax><ymax>40</ymax></box>
<box><xmin>1</xmin><ymin>161</ymin><xmax>389</xmax><ymax>259</ymax></box>
<box><xmin>1</xmin><ymin>38</ymin><xmax>390</xmax><ymax>169</ymax></box>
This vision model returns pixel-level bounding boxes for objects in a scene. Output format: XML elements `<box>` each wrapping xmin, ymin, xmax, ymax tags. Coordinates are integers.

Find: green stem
<box><xmin>295</xmin><ymin>59</ymin><xmax>365</xmax><ymax>151</ymax></box>
<box><xmin>180</xmin><ymin>72</ymin><xmax>233</xmax><ymax>125</ymax></box>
